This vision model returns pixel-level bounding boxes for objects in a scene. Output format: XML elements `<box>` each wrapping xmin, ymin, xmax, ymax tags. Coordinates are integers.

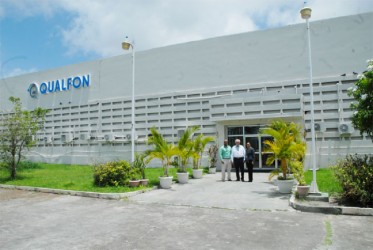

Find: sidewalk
<box><xmin>129</xmin><ymin>172</ymin><xmax>294</xmax><ymax>211</ymax></box>
<box><xmin>2</xmin><ymin>171</ymin><xmax>372</xmax><ymax>216</ymax></box>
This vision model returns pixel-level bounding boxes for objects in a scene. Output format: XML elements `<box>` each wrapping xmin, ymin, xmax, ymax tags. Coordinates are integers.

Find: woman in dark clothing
<box><xmin>245</xmin><ymin>142</ymin><xmax>255</xmax><ymax>182</ymax></box>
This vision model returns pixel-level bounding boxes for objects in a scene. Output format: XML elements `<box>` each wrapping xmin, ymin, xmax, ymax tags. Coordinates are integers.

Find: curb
<box><xmin>289</xmin><ymin>194</ymin><xmax>373</xmax><ymax>216</ymax></box>
<box><xmin>0</xmin><ymin>184</ymin><xmax>157</xmax><ymax>200</ymax></box>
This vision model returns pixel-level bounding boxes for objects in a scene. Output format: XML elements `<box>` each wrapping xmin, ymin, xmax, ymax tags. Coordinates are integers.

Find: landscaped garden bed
<box><xmin>0</xmin><ymin>162</ymin><xmax>180</xmax><ymax>193</ymax></box>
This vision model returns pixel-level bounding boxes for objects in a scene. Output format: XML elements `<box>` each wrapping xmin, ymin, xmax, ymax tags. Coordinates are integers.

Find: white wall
<box><xmin>0</xmin><ymin>12</ymin><xmax>372</xmax><ymax>167</ymax></box>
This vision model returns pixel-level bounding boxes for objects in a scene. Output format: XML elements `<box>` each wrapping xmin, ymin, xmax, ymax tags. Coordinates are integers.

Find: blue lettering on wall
<box><xmin>47</xmin><ymin>81</ymin><xmax>54</xmax><ymax>92</ymax></box>
<box><xmin>55</xmin><ymin>80</ymin><xmax>61</xmax><ymax>92</ymax></box>
<box><xmin>40</xmin><ymin>82</ymin><xmax>47</xmax><ymax>94</ymax></box>
<box><xmin>61</xmin><ymin>79</ymin><xmax>67</xmax><ymax>91</ymax></box>
<box><xmin>27</xmin><ymin>74</ymin><xmax>91</xmax><ymax>97</ymax></box>
<box><xmin>82</xmin><ymin>75</ymin><xmax>90</xmax><ymax>87</ymax></box>
<box><xmin>67</xmin><ymin>78</ymin><xmax>72</xmax><ymax>90</ymax></box>
<box><xmin>73</xmin><ymin>76</ymin><xmax>81</xmax><ymax>88</ymax></box>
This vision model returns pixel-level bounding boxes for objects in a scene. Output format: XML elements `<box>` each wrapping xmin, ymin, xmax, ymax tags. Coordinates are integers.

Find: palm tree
<box><xmin>192</xmin><ymin>133</ymin><xmax>215</xmax><ymax>169</ymax></box>
<box><xmin>146</xmin><ymin>127</ymin><xmax>178</xmax><ymax>177</ymax></box>
<box><xmin>260</xmin><ymin>120</ymin><xmax>306</xmax><ymax>180</ymax></box>
<box><xmin>176</xmin><ymin>126</ymin><xmax>199</xmax><ymax>172</ymax></box>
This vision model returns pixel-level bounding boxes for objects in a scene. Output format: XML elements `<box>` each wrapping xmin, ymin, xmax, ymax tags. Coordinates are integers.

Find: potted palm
<box><xmin>192</xmin><ymin>133</ymin><xmax>214</xmax><ymax>179</ymax></box>
<box><xmin>129</xmin><ymin>167</ymin><xmax>141</xmax><ymax>187</ymax></box>
<box><xmin>207</xmin><ymin>144</ymin><xmax>219</xmax><ymax>174</ymax></box>
<box><xmin>291</xmin><ymin>160</ymin><xmax>310</xmax><ymax>197</ymax></box>
<box><xmin>176</xmin><ymin>126</ymin><xmax>198</xmax><ymax>184</ymax></box>
<box><xmin>147</xmin><ymin>127</ymin><xmax>178</xmax><ymax>189</ymax></box>
<box><xmin>261</xmin><ymin>120</ymin><xmax>306</xmax><ymax>194</ymax></box>
<box><xmin>133</xmin><ymin>152</ymin><xmax>149</xmax><ymax>186</ymax></box>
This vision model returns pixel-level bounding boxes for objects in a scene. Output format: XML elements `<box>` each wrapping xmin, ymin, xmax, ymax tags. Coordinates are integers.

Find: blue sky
<box><xmin>1</xmin><ymin>0</ymin><xmax>372</xmax><ymax>79</ymax></box>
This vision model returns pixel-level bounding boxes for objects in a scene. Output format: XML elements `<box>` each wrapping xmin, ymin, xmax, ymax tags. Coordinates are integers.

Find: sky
<box><xmin>0</xmin><ymin>0</ymin><xmax>372</xmax><ymax>79</ymax></box>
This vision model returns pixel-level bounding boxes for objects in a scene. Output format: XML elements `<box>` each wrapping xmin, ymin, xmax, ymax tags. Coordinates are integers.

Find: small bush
<box><xmin>93</xmin><ymin>160</ymin><xmax>132</xmax><ymax>187</ymax></box>
<box><xmin>333</xmin><ymin>154</ymin><xmax>373</xmax><ymax>207</ymax></box>
<box><xmin>18</xmin><ymin>161</ymin><xmax>41</xmax><ymax>169</ymax></box>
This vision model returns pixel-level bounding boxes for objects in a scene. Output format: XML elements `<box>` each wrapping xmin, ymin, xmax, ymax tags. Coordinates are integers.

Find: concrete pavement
<box><xmin>129</xmin><ymin>172</ymin><xmax>293</xmax><ymax>211</ymax></box>
<box><xmin>1</xmin><ymin>172</ymin><xmax>373</xmax><ymax>249</ymax></box>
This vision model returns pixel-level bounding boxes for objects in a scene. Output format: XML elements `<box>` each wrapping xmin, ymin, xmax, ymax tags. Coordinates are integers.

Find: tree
<box><xmin>348</xmin><ymin>59</ymin><xmax>373</xmax><ymax>141</ymax></box>
<box><xmin>176</xmin><ymin>126</ymin><xmax>199</xmax><ymax>173</ymax></box>
<box><xmin>260</xmin><ymin>120</ymin><xmax>306</xmax><ymax>180</ymax></box>
<box><xmin>0</xmin><ymin>97</ymin><xmax>48</xmax><ymax>179</ymax></box>
<box><xmin>192</xmin><ymin>133</ymin><xmax>215</xmax><ymax>169</ymax></box>
<box><xmin>146</xmin><ymin>127</ymin><xmax>178</xmax><ymax>177</ymax></box>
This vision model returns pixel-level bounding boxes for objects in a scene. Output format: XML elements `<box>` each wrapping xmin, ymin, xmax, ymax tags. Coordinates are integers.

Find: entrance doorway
<box><xmin>227</xmin><ymin>126</ymin><xmax>277</xmax><ymax>169</ymax></box>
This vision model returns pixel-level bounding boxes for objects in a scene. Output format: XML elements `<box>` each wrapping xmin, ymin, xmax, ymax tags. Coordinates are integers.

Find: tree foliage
<box><xmin>333</xmin><ymin>154</ymin><xmax>373</xmax><ymax>207</ymax></box>
<box><xmin>260</xmin><ymin>120</ymin><xmax>306</xmax><ymax>180</ymax></box>
<box><xmin>146</xmin><ymin>127</ymin><xmax>178</xmax><ymax>177</ymax></box>
<box><xmin>207</xmin><ymin>144</ymin><xmax>219</xmax><ymax>168</ymax></box>
<box><xmin>176</xmin><ymin>126</ymin><xmax>199</xmax><ymax>172</ymax></box>
<box><xmin>0</xmin><ymin>97</ymin><xmax>48</xmax><ymax>179</ymax></box>
<box><xmin>348</xmin><ymin>59</ymin><xmax>373</xmax><ymax>141</ymax></box>
<box><xmin>192</xmin><ymin>133</ymin><xmax>214</xmax><ymax>169</ymax></box>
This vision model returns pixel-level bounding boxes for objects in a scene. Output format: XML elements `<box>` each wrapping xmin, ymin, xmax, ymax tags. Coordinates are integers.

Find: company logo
<box><xmin>28</xmin><ymin>83</ymin><xmax>39</xmax><ymax>99</ymax></box>
<box><xmin>27</xmin><ymin>74</ymin><xmax>90</xmax><ymax>98</ymax></box>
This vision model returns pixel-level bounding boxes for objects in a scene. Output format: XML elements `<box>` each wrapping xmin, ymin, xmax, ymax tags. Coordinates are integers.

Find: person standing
<box><xmin>245</xmin><ymin>142</ymin><xmax>255</xmax><ymax>182</ymax></box>
<box><xmin>231</xmin><ymin>139</ymin><xmax>246</xmax><ymax>181</ymax></box>
<box><xmin>219</xmin><ymin>139</ymin><xmax>232</xmax><ymax>182</ymax></box>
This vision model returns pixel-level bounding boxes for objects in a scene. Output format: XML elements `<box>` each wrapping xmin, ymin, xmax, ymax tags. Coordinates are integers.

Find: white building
<box><xmin>1</xmin><ymin>12</ymin><xmax>372</xmax><ymax>169</ymax></box>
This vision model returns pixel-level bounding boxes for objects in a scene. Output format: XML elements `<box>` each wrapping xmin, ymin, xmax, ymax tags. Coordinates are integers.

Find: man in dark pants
<box><xmin>231</xmin><ymin>139</ymin><xmax>246</xmax><ymax>181</ymax></box>
<box><xmin>245</xmin><ymin>142</ymin><xmax>255</xmax><ymax>182</ymax></box>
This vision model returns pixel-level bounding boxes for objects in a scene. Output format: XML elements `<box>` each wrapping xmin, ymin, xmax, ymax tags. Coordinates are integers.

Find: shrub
<box><xmin>18</xmin><ymin>161</ymin><xmax>41</xmax><ymax>169</ymax></box>
<box><xmin>93</xmin><ymin>160</ymin><xmax>132</xmax><ymax>187</ymax></box>
<box><xmin>333</xmin><ymin>154</ymin><xmax>373</xmax><ymax>207</ymax></box>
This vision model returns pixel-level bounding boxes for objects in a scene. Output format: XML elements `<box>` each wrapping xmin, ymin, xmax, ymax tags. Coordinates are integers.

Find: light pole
<box><xmin>122</xmin><ymin>37</ymin><xmax>135</xmax><ymax>163</ymax></box>
<box><xmin>300</xmin><ymin>7</ymin><xmax>319</xmax><ymax>193</ymax></box>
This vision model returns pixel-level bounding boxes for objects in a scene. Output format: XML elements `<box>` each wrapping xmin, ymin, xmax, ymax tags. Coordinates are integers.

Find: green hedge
<box><xmin>93</xmin><ymin>160</ymin><xmax>138</xmax><ymax>187</ymax></box>
<box><xmin>333</xmin><ymin>154</ymin><xmax>373</xmax><ymax>207</ymax></box>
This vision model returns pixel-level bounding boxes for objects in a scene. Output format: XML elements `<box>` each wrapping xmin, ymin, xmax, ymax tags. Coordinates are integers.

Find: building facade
<box><xmin>1</xmin><ymin>13</ymin><xmax>372</xmax><ymax>169</ymax></box>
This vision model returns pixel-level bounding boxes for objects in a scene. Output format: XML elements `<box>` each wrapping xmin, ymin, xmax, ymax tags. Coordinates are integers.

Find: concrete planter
<box><xmin>297</xmin><ymin>185</ymin><xmax>310</xmax><ymax>197</ymax></box>
<box><xmin>139</xmin><ymin>179</ymin><xmax>149</xmax><ymax>186</ymax></box>
<box><xmin>129</xmin><ymin>180</ymin><xmax>140</xmax><ymax>187</ymax></box>
<box><xmin>208</xmin><ymin>167</ymin><xmax>216</xmax><ymax>174</ymax></box>
<box><xmin>159</xmin><ymin>176</ymin><xmax>173</xmax><ymax>189</ymax></box>
<box><xmin>177</xmin><ymin>172</ymin><xmax>189</xmax><ymax>184</ymax></box>
<box><xmin>192</xmin><ymin>169</ymin><xmax>203</xmax><ymax>179</ymax></box>
<box><xmin>277</xmin><ymin>179</ymin><xmax>294</xmax><ymax>194</ymax></box>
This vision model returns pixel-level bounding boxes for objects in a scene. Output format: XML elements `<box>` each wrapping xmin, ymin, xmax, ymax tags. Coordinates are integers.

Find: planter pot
<box><xmin>286</xmin><ymin>174</ymin><xmax>298</xmax><ymax>185</ymax></box>
<box><xmin>129</xmin><ymin>180</ymin><xmax>140</xmax><ymax>187</ymax></box>
<box><xmin>159</xmin><ymin>176</ymin><xmax>173</xmax><ymax>189</ymax></box>
<box><xmin>208</xmin><ymin>167</ymin><xmax>216</xmax><ymax>174</ymax></box>
<box><xmin>192</xmin><ymin>169</ymin><xmax>203</xmax><ymax>179</ymax></box>
<box><xmin>277</xmin><ymin>179</ymin><xmax>295</xmax><ymax>194</ymax></box>
<box><xmin>139</xmin><ymin>179</ymin><xmax>149</xmax><ymax>186</ymax></box>
<box><xmin>177</xmin><ymin>172</ymin><xmax>189</xmax><ymax>184</ymax></box>
<box><xmin>297</xmin><ymin>185</ymin><xmax>310</xmax><ymax>197</ymax></box>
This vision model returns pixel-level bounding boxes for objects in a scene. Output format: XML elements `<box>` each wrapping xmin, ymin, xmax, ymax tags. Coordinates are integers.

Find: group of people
<box><xmin>219</xmin><ymin>139</ymin><xmax>255</xmax><ymax>182</ymax></box>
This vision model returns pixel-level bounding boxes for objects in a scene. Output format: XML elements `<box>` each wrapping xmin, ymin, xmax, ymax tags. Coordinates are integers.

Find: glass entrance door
<box><xmin>227</xmin><ymin>126</ymin><xmax>277</xmax><ymax>169</ymax></box>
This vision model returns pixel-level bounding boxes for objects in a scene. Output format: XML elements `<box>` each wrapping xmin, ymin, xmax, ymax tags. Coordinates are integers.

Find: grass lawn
<box><xmin>0</xmin><ymin>163</ymin><xmax>184</xmax><ymax>193</ymax></box>
<box><xmin>305</xmin><ymin>168</ymin><xmax>342</xmax><ymax>194</ymax></box>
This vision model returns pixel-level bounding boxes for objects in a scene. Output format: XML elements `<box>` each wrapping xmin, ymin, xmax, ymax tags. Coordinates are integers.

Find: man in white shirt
<box><xmin>231</xmin><ymin>139</ymin><xmax>246</xmax><ymax>181</ymax></box>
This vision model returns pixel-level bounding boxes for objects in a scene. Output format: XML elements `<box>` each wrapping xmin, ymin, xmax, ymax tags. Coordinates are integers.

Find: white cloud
<box><xmin>2</xmin><ymin>0</ymin><xmax>373</xmax><ymax>59</ymax></box>
<box><xmin>1</xmin><ymin>67</ymin><xmax>37</xmax><ymax>79</ymax></box>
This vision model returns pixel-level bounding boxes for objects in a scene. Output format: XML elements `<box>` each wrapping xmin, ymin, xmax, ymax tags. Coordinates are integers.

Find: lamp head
<box><xmin>300</xmin><ymin>7</ymin><xmax>312</xmax><ymax>20</ymax></box>
<box><xmin>122</xmin><ymin>36</ymin><xmax>132</xmax><ymax>50</ymax></box>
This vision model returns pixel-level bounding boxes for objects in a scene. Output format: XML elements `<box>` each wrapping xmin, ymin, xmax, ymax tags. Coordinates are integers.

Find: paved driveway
<box><xmin>129</xmin><ymin>173</ymin><xmax>292</xmax><ymax>211</ymax></box>
<box><xmin>1</xmin><ymin>173</ymin><xmax>372</xmax><ymax>250</ymax></box>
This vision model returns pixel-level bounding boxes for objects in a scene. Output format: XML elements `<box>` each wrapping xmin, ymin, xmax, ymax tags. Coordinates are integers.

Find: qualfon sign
<box><xmin>28</xmin><ymin>74</ymin><xmax>90</xmax><ymax>99</ymax></box>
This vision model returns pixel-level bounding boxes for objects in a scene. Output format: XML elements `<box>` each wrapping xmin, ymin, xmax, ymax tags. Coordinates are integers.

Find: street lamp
<box><xmin>122</xmin><ymin>37</ymin><xmax>135</xmax><ymax>163</ymax></box>
<box><xmin>300</xmin><ymin>7</ymin><xmax>319</xmax><ymax>193</ymax></box>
